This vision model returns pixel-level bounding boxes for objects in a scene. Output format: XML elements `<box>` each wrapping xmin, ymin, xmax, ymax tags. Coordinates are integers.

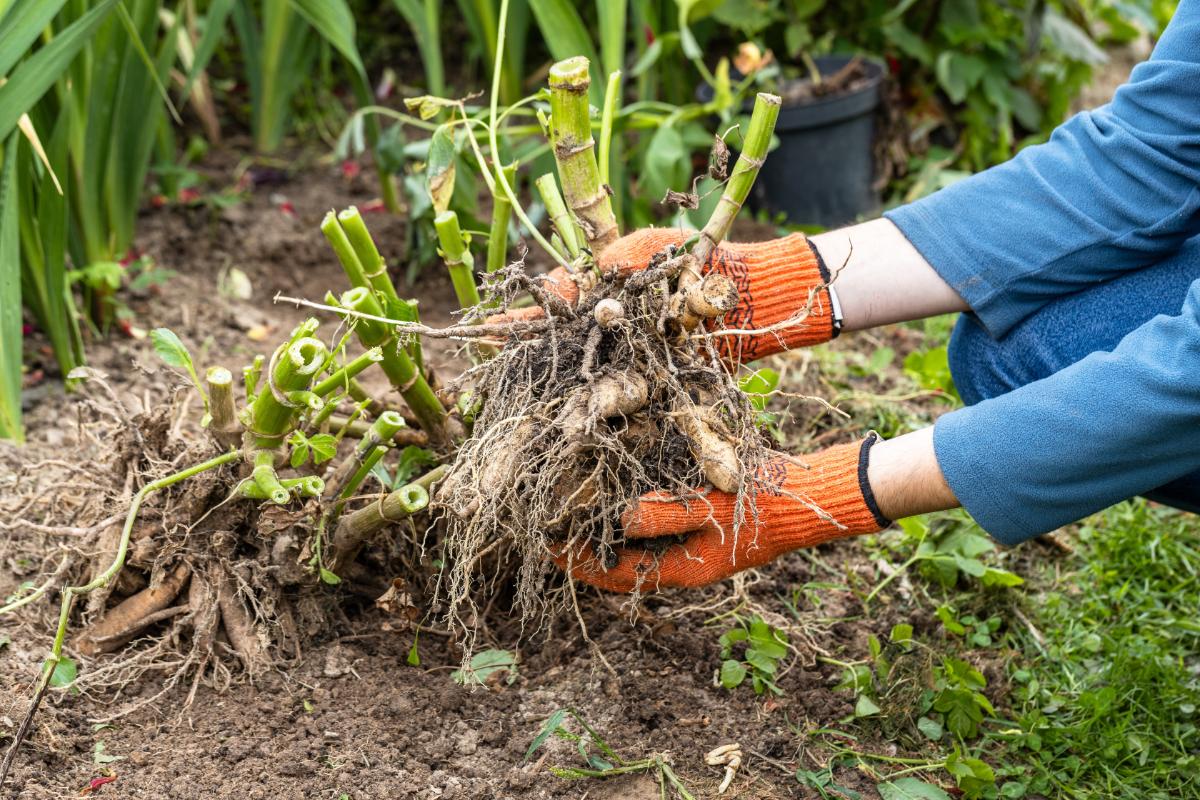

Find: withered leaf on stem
<box><xmin>663</xmin><ymin>189</ymin><xmax>700</xmax><ymax>210</ymax></box>
<box><xmin>709</xmin><ymin>136</ymin><xmax>731</xmax><ymax>182</ymax></box>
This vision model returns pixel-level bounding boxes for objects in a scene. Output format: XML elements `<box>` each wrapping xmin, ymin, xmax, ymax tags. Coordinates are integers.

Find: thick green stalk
<box><xmin>342</xmin><ymin>446</ymin><xmax>387</xmax><ymax>499</ymax></box>
<box><xmin>547</xmin><ymin>57</ymin><xmax>619</xmax><ymax>256</ymax></box>
<box><xmin>323</xmin><ymin>209</ymin><xmax>423</xmax><ymax>368</ymax></box>
<box><xmin>328</xmin><ymin>465</ymin><xmax>443</xmax><ymax>572</ymax></box>
<box><xmin>240</xmin><ymin>475</ymin><xmax>324</xmax><ymax>500</ymax></box>
<box><xmin>247</xmin><ymin>332</ymin><xmax>328</xmax><ymax>452</ymax></box>
<box><xmin>338</xmin><ymin>207</ymin><xmax>403</xmax><ymax>311</ymax></box>
<box><xmin>313</xmin><ymin>347</ymin><xmax>384</xmax><ymax>397</ymax></box>
<box><xmin>206</xmin><ymin>366</ymin><xmax>241</xmax><ymax>447</ymax></box>
<box><xmin>339</xmin><ymin>287</ymin><xmax>447</xmax><ymax>443</ymax></box>
<box><xmin>321</xmin><ymin>211</ymin><xmax>369</xmax><ymax>289</ymax></box>
<box><xmin>693</xmin><ymin>93</ymin><xmax>781</xmax><ymax>267</ymax></box>
<box><xmin>252</xmin><ymin>448</ymin><xmax>290</xmax><ymax>504</ymax></box>
<box><xmin>535</xmin><ymin>173</ymin><xmax>580</xmax><ymax>258</ymax></box>
<box><xmin>435</xmin><ymin>211</ymin><xmax>482</xmax><ymax>310</ymax></box>
<box><xmin>487</xmin><ymin>162</ymin><xmax>518</xmax><ymax>274</ymax></box>
<box><xmin>355</xmin><ymin>410</ymin><xmax>406</xmax><ymax>457</ymax></box>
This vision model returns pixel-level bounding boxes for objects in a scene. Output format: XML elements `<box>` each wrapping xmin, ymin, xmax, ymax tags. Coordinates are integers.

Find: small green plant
<box><xmin>718</xmin><ymin>614</ymin><xmax>789</xmax><ymax>695</ymax></box>
<box><xmin>287</xmin><ymin>430</ymin><xmax>337</xmax><ymax>467</ymax></box>
<box><xmin>739</xmin><ymin>367</ymin><xmax>783</xmax><ymax>439</ymax></box>
<box><xmin>451</xmin><ymin>648</ymin><xmax>518</xmax><ymax>686</ymax></box>
<box><xmin>527</xmin><ymin>708</ymin><xmax>695</xmax><ymax>797</ymax></box>
<box><xmin>903</xmin><ymin>346</ymin><xmax>959</xmax><ymax>403</ymax></box>
<box><xmin>866</xmin><ymin>515</ymin><xmax>1023</xmax><ymax>605</ymax></box>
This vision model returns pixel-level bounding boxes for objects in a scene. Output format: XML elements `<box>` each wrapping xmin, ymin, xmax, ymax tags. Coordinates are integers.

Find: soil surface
<box><xmin>1</xmin><ymin>150</ymin><xmax>933</xmax><ymax>799</ymax></box>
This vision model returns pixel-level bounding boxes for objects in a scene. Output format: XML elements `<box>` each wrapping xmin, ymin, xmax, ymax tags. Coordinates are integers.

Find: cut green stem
<box><xmin>535</xmin><ymin>174</ymin><xmax>581</xmax><ymax>259</ymax></box>
<box><xmin>339</xmin><ymin>287</ymin><xmax>448</xmax><ymax>444</ymax></box>
<box><xmin>548</xmin><ymin>57</ymin><xmax>620</xmax><ymax>257</ymax></box>
<box><xmin>246</xmin><ymin>331</ymin><xmax>328</xmax><ymax>451</ymax></box>
<box><xmin>321</xmin><ymin>211</ymin><xmax>370</xmax><ymax>289</ymax></box>
<box><xmin>487</xmin><ymin>162</ymin><xmax>518</xmax><ymax>275</ymax></box>
<box><xmin>338</xmin><ymin>207</ymin><xmax>405</xmax><ymax>312</ymax></box>
<box><xmin>692</xmin><ymin>93</ymin><xmax>781</xmax><ymax>268</ymax></box>
<box><xmin>312</xmin><ymin>347</ymin><xmax>384</xmax><ymax>397</ymax></box>
<box><xmin>434</xmin><ymin>210</ymin><xmax>482</xmax><ymax>310</ymax></box>
<box><xmin>206</xmin><ymin>367</ymin><xmax>241</xmax><ymax>446</ymax></box>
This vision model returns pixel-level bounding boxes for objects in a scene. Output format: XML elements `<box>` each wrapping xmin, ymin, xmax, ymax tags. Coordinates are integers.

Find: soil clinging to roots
<box><xmin>437</xmin><ymin>244</ymin><xmax>773</xmax><ymax>627</ymax></box>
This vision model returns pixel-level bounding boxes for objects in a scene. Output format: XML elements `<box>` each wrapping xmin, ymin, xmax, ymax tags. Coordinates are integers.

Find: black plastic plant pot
<box><xmin>750</xmin><ymin>55</ymin><xmax>885</xmax><ymax>229</ymax></box>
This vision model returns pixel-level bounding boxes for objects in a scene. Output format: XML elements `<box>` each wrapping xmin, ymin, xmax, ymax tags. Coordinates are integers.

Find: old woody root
<box><xmin>0</xmin><ymin>53</ymin><xmax>782</xmax><ymax>780</ymax></box>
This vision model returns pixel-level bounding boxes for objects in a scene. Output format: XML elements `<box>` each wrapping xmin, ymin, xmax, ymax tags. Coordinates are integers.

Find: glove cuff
<box><xmin>713</xmin><ymin>234</ymin><xmax>838</xmax><ymax>363</ymax></box>
<box><xmin>770</xmin><ymin>434</ymin><xmax>890</xmax><ymax>550</ymax></box>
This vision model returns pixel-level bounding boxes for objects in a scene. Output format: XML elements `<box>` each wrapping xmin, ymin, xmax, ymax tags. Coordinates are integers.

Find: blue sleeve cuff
<box><xmin>932</xmin><ymin>407</ymin><xmax>1041</xmax><ymax>546</ymax></box>
<box><xmin>884</xmin><ymin>202</ymin><xmax>1022</xmax><ymax>339</ymax></box>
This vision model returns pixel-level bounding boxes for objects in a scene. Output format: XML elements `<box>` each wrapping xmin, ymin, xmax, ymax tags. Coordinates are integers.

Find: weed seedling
<box><xmin>527</xmin><ymin>709</ymin><xmax>695</xmax><ymax>799</ymax></box>
<box><xmin>718</xmin><ymin>614</ymin><xmax>789</xmax><ymax>695</ymax></box>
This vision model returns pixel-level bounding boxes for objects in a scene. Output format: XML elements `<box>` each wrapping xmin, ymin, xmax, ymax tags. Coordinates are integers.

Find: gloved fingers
<box><xmin>620</xmin><ymin>490</ymin><xmax>734</xmax><ymax>539</ymax></box>
<box><xmin>550</xmin><ymin>540</ymin><xmax>656</xmax><ymax>593</ymax></box>
<box><xmin>598</xmin><ymin>228</ymin><xmax>691</xmax><ymax>273</ymax></box>
<box><xmin>483</xmin><ymin>304</ymin><xmax>546</xmax><ymax>326</ymax></box>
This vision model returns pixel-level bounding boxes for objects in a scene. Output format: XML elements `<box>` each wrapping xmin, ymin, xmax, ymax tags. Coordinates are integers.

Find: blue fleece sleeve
<box><xmin>884</xmin><ymin>1</ymin><xmax>1200</xmax><ymax>338</ymax></box>
<box><xmin>933</xmin><ymin>277</ymin><xmax>1200</xmax><ymax>544</ymax></box>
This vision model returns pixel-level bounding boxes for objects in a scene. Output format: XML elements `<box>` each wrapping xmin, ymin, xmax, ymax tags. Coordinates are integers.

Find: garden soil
<box><xmin>0</xmin><ymin>148</ymin><xmax>932</xmax><ymax>799</ymax></box>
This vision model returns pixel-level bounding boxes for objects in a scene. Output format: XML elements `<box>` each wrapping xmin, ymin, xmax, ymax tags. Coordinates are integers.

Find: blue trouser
<box><xmin>880</xmin><ymin>3</ymin><xmax>1200</xmax><ymax>544</ymax></box>
<box><xmin>948</xmin><ymin>235</ymin><xmax>1200</xmax><ymax>516</ymax></box>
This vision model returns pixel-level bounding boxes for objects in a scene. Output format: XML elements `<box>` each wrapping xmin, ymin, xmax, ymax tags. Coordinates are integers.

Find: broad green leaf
<box><xmin>876</xmin><ymin>777</ymin><xmax>952</xmax><ymax>800</ymax></box>
<box><xmin>319</xmin><ymin>567</ymin><xmax>342</xmax><ymax>585</ymax></box>
<box><xmin>981</xmin><ymin>567</ymin><xmax>1024</xmax><ymax>587</ymax></box>
<box><xmin>944</xmin><ymin>751</ymin><xmax>996</xmax><ymax>795</ymax></box>
<box><xmin>890</xmin><ymin>623</ymin><xmax>914</xmax><ymax>644</ymax></box>
<box><xmin>917</xmin><ymin>715</ymin><xmax>944</xmax><ymax>741</ymax></box>
<box><xmin>528</xmin><ymin>0</ymin><xmax>601</xmax><ymax>103</ymax></box>
<box><xmin>406</xmin><ymin>637</ymin><xmax>421</xmax><ymax>666</ymax></box>
<box><xmin>308</xmin><ymin>433</ymin><xmax>337</xmax><ymax>464</ymax></box>
<box><xmin>0</xmin><ymin>0</ymin><xmax>74</xmax><ymax>77</ymax></box>
<box><xmin>426</xmin><ymin>125</ymin><xmax>456</xmax><ymax>215</ymax></box>
<box><xmin>0</xmin><ymin>0</ymin><xmax>119</xmax><ymax>142</ymax></box>
<box><xmin>526</xmin><ymin>709</ymin><xmax>569</xmax><ymax>759</ymax></box>
<box><xmin>934</xmin><ymin>51</ymin><xmax>987</xmax><ymax>104</ymax></box>
<box><xmin>0</xmin><ymin>135</ymin><xmax>21</xmax><ymax>441</ymax></box>
<box><xmin>642</xmin><ymin>124</ymin><xmax>686</xmax><ymax>203</ymax></box>
<box><xmin>290</xmin><ymin>442</ymin><xmax>310</xmax><ymax>468</ymax></box>
<box><xmin>935</xmin><ymin>605</ymin><xmax>966</xmax><ymax>635</ymax></box>
<box><xmin>150</xmin><ymin>327</ymin><xmax>194</xmax><ymax>371</ymax></box>
<box><xmin>453</xmin><ymin>648</ymin><xmax>517</xmax><ymax>686</ymax></box>
<box><xmin>854</xmin><ymin>694</ymin><xmax>881</xmax><ymax>717</ymax></box>
<box><xmin>720</xmin><ymin>659</ymin><xmax>747</xmax><ymax>689</ymax></box>
<box><xmin>289</xmin><ymin>0</ymin><xmax>365</xmax><ymax>76</ymax></box>
<box><xmin>393</xmin><ymin>445</ymin><xmax>438</xmax><ymax>488</ymax></box>
<box><xmin>739</xmin><ymin>368</ymin><xmax>780</xmax><ymax>412</ymax></box>
<box><xmin>47</xmin><ymin>655</ymin><xmax>77</xmax><ymax>688</ymax></box>
<box><xmin>1042</xmin><ymin>9</ymin><xmax>1107</xmax><ymax>65</ymax></box>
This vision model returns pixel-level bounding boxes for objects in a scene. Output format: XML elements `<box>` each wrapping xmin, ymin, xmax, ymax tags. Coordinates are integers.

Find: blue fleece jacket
<box><xmin>883</xmin><ymin>1</ymin><xmax>1200</xmax><ymax>543</ymax></box>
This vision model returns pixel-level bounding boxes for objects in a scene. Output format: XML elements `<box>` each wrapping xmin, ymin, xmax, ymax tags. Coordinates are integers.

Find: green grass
<box><xmin>995</xmin><ymin>500</ymin><xmax>1199</xmax><ymax>799</ymax></box>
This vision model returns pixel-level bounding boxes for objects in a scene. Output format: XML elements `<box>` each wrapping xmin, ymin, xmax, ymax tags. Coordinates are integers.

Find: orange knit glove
<box><xmin>554</xmin><ymin>436</ymin><xmax>889</xmax><ymax>592</ymax></box>
<box><xmin>509</xmin><ymin>228</ymin><xmax>840</xmax><ymax>361</ymax></box>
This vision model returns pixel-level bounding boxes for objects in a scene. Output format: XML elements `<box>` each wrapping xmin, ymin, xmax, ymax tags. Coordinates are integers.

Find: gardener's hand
<box><xmin>553</xmin><ymin>436</ymin><xmax>889</xmax><ymax>592</ymax></box>
<box><xmin>499</xmin><ymin>228</ymin><xmax>841</xmax><ymax>362</ymax></box>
